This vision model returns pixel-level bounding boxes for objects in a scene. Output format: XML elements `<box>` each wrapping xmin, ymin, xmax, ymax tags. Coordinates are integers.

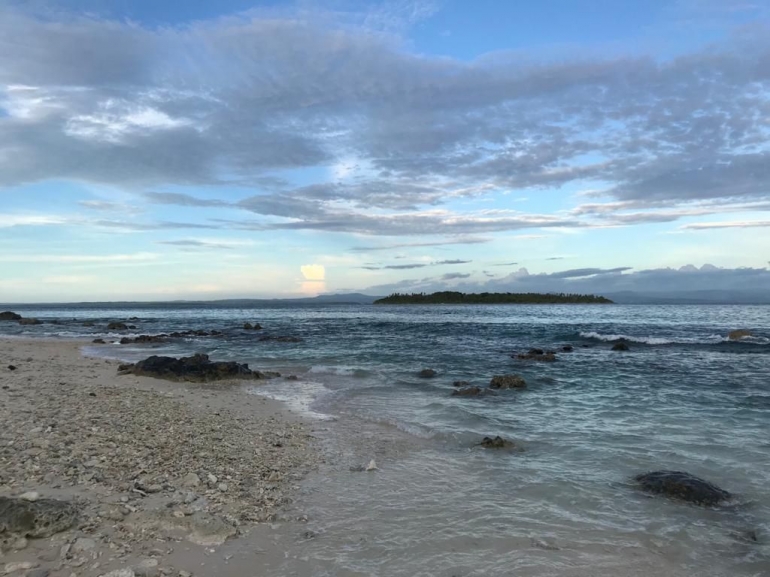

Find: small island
<box><xmin>373</xmin><ymin>291</ymin><xmax>613</xmax><ymax>304</ymax></box>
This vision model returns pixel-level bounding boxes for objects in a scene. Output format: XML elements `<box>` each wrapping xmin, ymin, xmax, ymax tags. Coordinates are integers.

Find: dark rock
<box><xmin>258</xmin><ymin>335</ymin><xmax>303</xmax><ymax>343</ymax></box>
<box><xmin>128</xmin><ymin>317</ymin><xmax>139</xmax><ymax>321</ymax></box>
<box><xmin>107</xmin><ymin>322</ymin><xmax>129</xmax><ymax>330</ymax></box>
<box><xmin>489</xmin><ymin>375</ymin><xmax>527</xmax><ymax>389</ymax></box>
<box><xmin>479</xmin><ymin>436</ymin><xmax>516</xmax><ymax>449</ymax></box>
<box><xmin>0</xmin><ymin>496</ymin><xmax>79</xmax><ymax>538</ymax></box>
<box><xmin>7</xmin><ymin>365</ymin><xmax>16</xmax><ymax>371</ymax></box>
<box><xmin>243</xmin><ymin>322</ymin><xmax>263</xmax><ymax>330</ymax></box>
<box><xmin>286</xmin><ymin>375</ymin><xmax>299</xmax><ymax>381</ymax></box>
<box><xmin>515</xmin><ymin>349</ymin><xmax>557</xmax><ymax>362</ymax></box>
<box><xmin>612</xmin><ymin>341</ymin><xmax>630</xmax><ymax>351</ymax></box>
<box><xmin>728</xmin><ymin>329</ymin><xmax>753</xmax><ymax>340</ymax></box>
<box><xmin>127</xmin><ymin>325</ymin><xmax>137</xmax><ymax>329</ymax></box>
<box><xmin>88</xmin><ymin>392</ymin><xmax>96</xmax><ymax>397</ymax></box>
<box><xmin>0</xmin><ymin>311</ymin><xmax>22</xmax><ymax>321</ymax></box>
<box><xmin>562</xmin><ymin>345</ymin><xmax>574</xmax><ymax>352</ymax></box>
<box><xmin>418</xmin><ymin>368</ymin><xmax>437</xmax><ymax>378</ymax></box>
<box><xmin>18</xmin><ymin>318</ymin><xmax>42</xmax><ymax>325</ymax></box>
<box><xmin>634</xmin><ymin>470</ymin><xmax>731</xmax><ymax>506</ymax></box>
<box><xmin>452</xmin><ymin>380</ymin><xmax>470</xmax><ymax>387</ymax></box>
<box><xmin>91</xmin><ymin>338</ymin><xmax>106</xmax><ymax>344</ymax></box>
<box><xmin>118</xmin><ymin>353</ymin><xmax>275</xmax><ymax>382</ymax></box>
<box><xmin>120</xmin><ymin>334</ymin><xmax>169</xmax><ymax>345</ymax></box>
<box><xmin>451</xmin><ymin>386</ymin><xmax>483</xmax><ymax>397</ymax></box>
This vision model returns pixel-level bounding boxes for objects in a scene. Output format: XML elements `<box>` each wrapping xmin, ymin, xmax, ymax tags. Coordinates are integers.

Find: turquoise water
<box><xmin>3</xmin><ymin>303</ymin><xmax>770</xmax><ymax>575</ymax></box>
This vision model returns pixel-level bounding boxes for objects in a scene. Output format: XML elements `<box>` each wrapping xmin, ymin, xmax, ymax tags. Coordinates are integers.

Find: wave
<box><xmin>579</xmin><ymin>331</ymin><xmax>769</xmax><ymax>345</ymax></box>
<box><xmin>308</xmin><ymin>365</ymin><xmax>372</xmax><ymax>378</ymax></box>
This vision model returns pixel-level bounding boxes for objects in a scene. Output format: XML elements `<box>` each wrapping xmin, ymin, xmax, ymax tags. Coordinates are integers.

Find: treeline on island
<box><xmin>373</xmin><ymin>291</ymin><xmax>614</xmax><ymax>304</ymax></box>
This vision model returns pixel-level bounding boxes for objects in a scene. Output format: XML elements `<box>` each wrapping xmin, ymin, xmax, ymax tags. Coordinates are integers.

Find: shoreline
<box><xmin>1</xmin><ymin>337</ymin><xmax>320</xmax><ymax>577</ymax></box>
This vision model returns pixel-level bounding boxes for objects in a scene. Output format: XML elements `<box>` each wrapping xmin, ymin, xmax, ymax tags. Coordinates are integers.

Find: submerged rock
<box><xmin>728</xmin><ymin>329</ymin><xmax>753</xmax><ymax>340</ymax></box>
<box><xmin>0</xmin><ymin>496</ymin><xmax>79</xmax><ymax>538</ymax></box>
<box><xmin>451</xmin><ymin>385</ymin><xmax>483</xmax><ymax>397</ymax></box>
<box><xmin>452</xmin><ymin>380</ymin><xmax>470</xmax><ymax>387</ymax></box>
<box><xmin>107</xmin><ymin>322</ymin><xmax>129</xmax><ymax>330</ymax></box>
<box><xmin>258</xmin><ymin>335</ymin><xmax>303</xmax><ymax>343</ymax></box>
<box><xmin>243</xmin><ymin>322</ymin><xmax>263</xmax><ymax>330</ymax></box>
<box><xmin>118</xmin><ymin>353</ymin><xmax>275</xmax><ymax>382</ymax></box>
<box><xmin>489</xmin><ymin>375</ymin><xmax>526</xmax><ymax>390</ymax></box>
<box><xmin>18</xmin><ymin>318</ymin><xmax>42</xmax><ymax>325</ymax></box>
<box><xmin>634</xmin><ymin>470</ymin><xmax>731</xmax><ymax>506</ymax></box>
<box><xmin>418</xmin><ymin>368</ymin><xmax>437</xmax><ymax>378</ymax></box>
<box><xmin>120</xmin><ymin>334</ymin><xmax>169</xmax><ymax>345</ymax></box>
<box><xmin>479</xmin><ymin>436</ymin><xmax>516</xmax><ymax>449</ymax></box>
<box><xmin>612</xmin><ymin>341</ymin><xmax>630</xmax><ymax>351</ymax></box>
<box><xmin>515</xmin><ymin>349</ymin><xmax>557</xmax><ymax>362</ymax></box>
<box><xmin>561</xmin><ymin>345</ymin><xmax>574</xmax><ymax>352</ymax></box>
<box><xmin>92</xmin><ymin>338</ymin><xmax>106</xmax><ymax>344</ymax></box>
<box><xmin>0</xmin><ymin>311</ymin><xmax>21</xmax><ymax>321</ymax></box>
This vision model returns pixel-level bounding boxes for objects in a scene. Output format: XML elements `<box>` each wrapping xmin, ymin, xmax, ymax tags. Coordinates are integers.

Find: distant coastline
<box><xmin>373</xmin><ymin>291</ymin><xmax>613</xmax><ymax>305</ymax></box>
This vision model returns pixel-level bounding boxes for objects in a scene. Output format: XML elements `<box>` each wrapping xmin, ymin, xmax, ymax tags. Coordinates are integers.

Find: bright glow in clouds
<box><xmin>300</xmin><ymin>264</ymin><xmax>326</xmax><ymax>295</ymax></box>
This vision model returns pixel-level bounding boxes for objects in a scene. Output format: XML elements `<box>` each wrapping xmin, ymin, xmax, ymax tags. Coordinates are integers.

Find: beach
<box><xmin>0</xmin><ymin>337</ymin><xmax>318</xmax><ymax>577</ymax></box>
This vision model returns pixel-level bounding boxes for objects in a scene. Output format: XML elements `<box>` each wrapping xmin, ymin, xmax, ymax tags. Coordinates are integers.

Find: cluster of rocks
<box><xmin>451</xmin><ymin>374</ymin><xmax>528</xmax><ymax>397</ymax></box>
<box><xmin>242</xmin><ymin>323</ymin><xmax>262</xmax><ymax>330</ymax></box>
<box><xmin>117</xmin><ymin>354</ymin><xmax>280</xmax><ymax>383</ymax></box>
<box><xmin>514</xmin><ymin>348</ymin><xmax>558</xmax><ymax>362</ymax></box>
<box><xmin>1</xmin><ymin>311</ymin><xmax>43</xmax><ymax>326</ymax></box>
<box><xmin>116</xmin><ymin>331</ymin><xmax>224</xmax><ymax>345</ymax></box>
<box><xmin>0</xmin><ymin>359</ymin><xmax>316</xmax><ymax>575</ymax></box>
<box><xmin>634</xmin><ymin>470</ymin><xmax>732</xmax><ymax>506</ymax></box>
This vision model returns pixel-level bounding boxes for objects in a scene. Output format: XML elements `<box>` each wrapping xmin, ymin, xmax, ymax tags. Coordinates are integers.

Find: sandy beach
<box><xmin>0</xmin><ymin>337</ymin><xmax>319</xmax><ymax>577</ymax></box>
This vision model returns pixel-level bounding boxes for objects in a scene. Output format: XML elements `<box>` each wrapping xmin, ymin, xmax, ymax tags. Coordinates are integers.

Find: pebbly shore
<box><xmin>0</xmin><ymin>338</ymin><xmax>319</xmax><ymax>577</ymax></box>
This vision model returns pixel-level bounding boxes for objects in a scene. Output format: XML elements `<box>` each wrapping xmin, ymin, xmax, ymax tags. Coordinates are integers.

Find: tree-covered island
<box><xmin>373</xmin><ymin>291</ymin><xmax>613</xmax><ymax>304</ymax></box>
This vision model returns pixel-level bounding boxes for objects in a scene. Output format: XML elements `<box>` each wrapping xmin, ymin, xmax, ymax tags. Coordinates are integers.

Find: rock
<box><xmin>611</xmin><ymin>341</ymin><xmax>630</xmax><ymax>351</ymax></box>
<box><xmin>178</xmin><ymin>571</ymin><xmax>192</xmax><ymax>577</ymax></box>
<box><xmin>72</xmin><ymin>537</ymin><xmax>96</xmax><ymax>554</ymax></box>
<box><xmin>181</xmin><ymin>473</ymin><xmax>201</xmax><ymax>488</ymax></box>
<box><xmin>7</xmin><ymin>365</ymin><xmax>16</xmax><ymax>371</ymax></box>
<box><xmin>452</xmin><ymin>380</ymin><xmax>470</xmax><ymax>387</ymax></box>
<box><xmin>207</xmin><ymin>474</ymin><xmax>218</xmax><ymax>485</ymax></box>
<box><xmin>100</xmin><ymin>570</ymin><xmax>135</xmax><ymax>577</ymax></box>
<box><xmin>25</xmin><ymin>569</ymin><xmax>50</xmax><ymax>577</ymax></box>
<box><xmin>0</xmin><ymin>496</ymin><xmax>79</xmax><ymax>538</ymax></box>
<box><xmin>118</xmin><ymin>354</ymin><xmax>265</xmax><ymax>383</ymax></box>
<box><xmin>0</xmin><ymin>311</ymin><xmax>22</xmax><ymax>321</ymax></box>
<box><xmin>18</xmin><ymin>492</ymin><xmax>39</xmax><ymax>502</ymax></box>
<box><xmin>243</xmin><ymin>323</ymin><xmax>263</xmax><ymax>330</ymax></box>
<box><xmin>258</xmin><ymin>335</ymin><xmax>302</xmax><ymax>343</ymax></box>
<box><xmin>82</xmin><ymin>321</ymin><xmax>95</xmax><ymax>327</ymax></box>
<box><xmin>134</xmin><ymin>559</ymin><xmax>159</xmax><ymax>577</ymax></box>
<box><xmin>561</xmin><ymin>345</ymin><xmax>574</xmax><ymax>352</ymax></box>
<box><xmin>728</xmin><ymin>329</ymin><xmax>753</xmax><ymax>340</ymax></box>
<box><xmin>451</xmin><ymin>386</ymin><xmax>483</xmax><ymax>397</ymax></box>
<box><xmin>217</xmin><ymin>484</ymin><xmax>228</xmax><ymax>493</ymax></box>
<box><xmin>10</xmin><ymin>537</ymin><xmax>27</xmax><ymax>550</ymax></box>
<box><xmin>515</xmin><ymin>349</ymin><xmax>557</xmax><ymax>362</ymax></box>
<box><xmin>634</xmin><ymin>470</ymin><xmax>731</xmax><ymax>506</ymax></box>
<box><xmin>107</xmin><ymin>322</ymin><xmax>129</xmax><ymax>330</ymax></box>
<box><xmin>4</xmin><ymin>562</ymin><xmax>37</xmax><ymax>574</ymax></box>
<box><xmin>18</xmin><ymin>318</ymin><xmax>42</xmax><ymax>326</ymax></box>
<box><xmin>285</xmin><ymin>375</ymin><xmax>299</xmax><ymax>381</ymax></box>
<box><xmin>489</xmin><ymin>375</ymin><xmax>526</xmax><ymax>390</ymax></box>
<box><xmin>365</xmin><ymin>459</ymin><xmax>377</xmax><ymax>471</ymax></box>
<box><xmin>479</xmin><ymin>436</ymin><xmax>516</xmax><ymax>449</ymax></box>
<box><xmin>120</xmin><ymin>335</ymin><xmax>168</xmax><ymax>345</ymax></box>
<box><xmin>418</xmin><ymin>369</ymin><xmax>436</xmax><ymax>378</ymax></box>
<box><xmin>91</xmin><ymin>339</ymin><xmax>106</xmax><ymax>344</ymax></box>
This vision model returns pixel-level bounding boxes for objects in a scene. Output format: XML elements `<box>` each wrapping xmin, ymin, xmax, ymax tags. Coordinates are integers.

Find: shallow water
<box><xmin>3</xmin><ymin>303</ymin><xmax>769</xmax><ymax>575</ymax></box>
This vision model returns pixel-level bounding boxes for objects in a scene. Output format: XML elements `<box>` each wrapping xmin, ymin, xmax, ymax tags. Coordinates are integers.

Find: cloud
<box><xmin>350</xmin><ymin>237</ymin><xmax>490</xmax><ymax>252</ymax></box>
<box><xmin>0</xmin><ymin>252</ymin><xmax>158</xmax><ymax>263</ymax></box>
<box><xmin>441</xmin><ymin>272</ymin><xmax>471</xmax><ymax>280</ymax></box>
<box><xmin>682</xmin><ymin>220</ymin><xmax>770</xmax><ymax>230</ymax></box>
<box><xmin>363</xmin><ymin>258</ymin><xmax>471</xmax><ymax>270</ymax></box>
<box><xmin>300</xmin><ymin>264</ymin><xmax>326</xmax><ymax>281</ymax></box>
<box><xmin>0</xmin><ymin>4</ymin><xmax>768</xmax><ymax>237</ymax></box>
<box><xmin>545</xmin><ymin>267</ymin><xmax>633</xmax><ymax>279</ymax></box>
<box><xmin>157</xmin><ymin>238</ymin><xmax>252</xmax><ymax>250</ymax></box>
<box><xmin>434</xmin><ymin>259</ymin><xmax>471</xmax><ymax>265</ymax></box>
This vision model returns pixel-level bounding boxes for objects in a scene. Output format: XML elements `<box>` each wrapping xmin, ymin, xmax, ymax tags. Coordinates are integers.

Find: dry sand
<box><xmin>0</xmin><ymin>337</ymin><xmax>320</xmax><ymax>577</ymax></box>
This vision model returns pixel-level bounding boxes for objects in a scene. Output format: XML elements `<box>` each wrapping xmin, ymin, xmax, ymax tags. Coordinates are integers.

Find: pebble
<box><xmin>4</xmin><ymin>562</ymin><xmax>38</xmax><ymax>575</ymax></box>
<box><xmin>182</xmin><ymin>473</ymin><xmax>200</xmax><ymax>488</ymax></box>
<box><xmin>365</xmin><ymin>459</ymin><xmax>378</xmax><ymax>471</ymax></box>
<box><xmin>18</xmin><ymin>492</ymin><xmax>39</xmax><ymax>502</ymax></box>
<box><xmin>100</xmin><ymin>570</ymin><xmax>135</xmax><ymax>577</ymax></box>
<box><xmin>25</xmin><ymin>570</ymin><xmax>49</xmax><ymax>577</ymax></box>
<box><xmin>72</xmin><ymin>538</ymin><xmax>97</xmax><ymax>554</ymax></box>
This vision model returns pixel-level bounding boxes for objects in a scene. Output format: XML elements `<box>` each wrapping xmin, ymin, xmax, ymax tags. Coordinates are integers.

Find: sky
<box><xmin>1</xmin><ymin>0</ymin><xmax>770</xmax><ymax>302</ymax></box>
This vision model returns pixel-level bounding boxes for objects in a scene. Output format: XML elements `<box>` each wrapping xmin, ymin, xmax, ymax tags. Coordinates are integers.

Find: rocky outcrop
<box><xmin>92</xmin><ymin>338</ymin><xmax>106</xmax><ymax>344</ymax></box>
<box><xmin>452</xmin><ymin>380</ymin><xmax>470</xmax><ymax>387</ymax></box>
<box><xmin>612</xmin><ymin>341</ymin><xmax>630</xmax><ymax>351</ymax></box>
<box><xmin>18</xmin><ymin>318</ymin><xmax>42</xmax><ymax>325</ymax></box>
<box><xmin>118</xmin><ymin>353</ymin><xmax>278</xmax><ymax>382</ymax></box>
<box><xmin>243</xmin><ymin>322</ymin><xmax>263</xmax><ymax>330</ymax></box>
<box><xmin>0</xmin><ymin>311</ymin><xmax>21</xmax><ymax>321</ymax></box>
<box><xmin>515</xmin><ymin>349</ymin><xmax>557</xmax><ymax>362</ymax></box>
<box><xmin>479</xmin><ymin>436</ymin><xmax>516</xmax><ymax>449</ymax></box>
<box><xmin>107</xmin><ymin>322</ymin><xmax>129</xmax><ymax>330</ymax></box>
<box><xmin>258</xmin><ymin>335</ymin><xmax>303</xmax><ymax>343</ymax></box>
<box><xmin>120</xmin><ymin>335</ymin><xmax>169</xmax><ymax>345</ymax></box>
<box><xmin>728</xmin><ymin>329</ymin><xmax>753</xmax><ymax>340</ymax></box>
<box><xmin>451</xmin><ymin>386</ymin><xmax>483</xmax><ymax>397</ymax></box>
<box><xmin>0</xmin><ymin>496</ymin><xmax>79</xmax><ymax>538</ymax></box>
<box><xmin>489</xmin><ymin>375</ymin><xmax>527</xmax><ymax>389</ymax></box>
<box><xmin>418</xmin><ymin>369</ymin><xmax>437</xmax><ymax>378</ymax></box>
<box><xmin>634</xmin><ymin>470</ymin><xmax>731</xmax><ymax>506</ymax></box>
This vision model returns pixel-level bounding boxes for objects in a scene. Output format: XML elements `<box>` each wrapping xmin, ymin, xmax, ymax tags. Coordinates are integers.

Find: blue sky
<box><xmin>1</xmin><ymin>0</ymin><xmax>770</xmax><ymax>302</ymax></box>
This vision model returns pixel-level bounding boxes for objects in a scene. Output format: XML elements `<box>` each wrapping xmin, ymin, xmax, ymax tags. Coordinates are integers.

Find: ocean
<box><xmin>2</xmin><ymin>303</ymin><xmax>769</xmax><ymax>576</ymax></box>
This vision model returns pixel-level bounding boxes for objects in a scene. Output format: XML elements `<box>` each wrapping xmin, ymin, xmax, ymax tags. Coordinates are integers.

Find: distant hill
<box><xmin>374</xmin><ymin>291</ymin><xmax>613</xmax><ymax>305</ymax></box>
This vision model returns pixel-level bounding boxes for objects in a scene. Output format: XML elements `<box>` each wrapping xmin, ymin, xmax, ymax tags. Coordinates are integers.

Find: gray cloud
<box><xmin>683</xmin><ymin>220</ymin><xmax>770</xmax><ymax>230</ymax></box>
<box><xmin>350</xmin><ymin>237</ymin><xmax>490</xmax><ymax>252</ymax></box>
<box><xmin>434</xmin><ymin>259</ymin><xmax>471</xmax><ymax>265</ymax></box>
<box><xmin>157</xmin><ymin>239</ymin><xmax>233</xmax><ymax>250</ymax></box>
<box><xmin>1</xmin><ymin>4</ymin><xmax>769</xmax><ymax>234</ymax></box>
<box><xmin>362</xmin><ymin>258</ymin><xmax>472</xmax><ymax>271</ymax></box>
<box><xmin>441</xmin><ymin>272</ymin><xmax>471</xmax><ymax>280</ymax></box>
<box><xmin>545</xmin><ymin>267</ymin><xmax>633</xmax><ymax>279</ymax></box>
